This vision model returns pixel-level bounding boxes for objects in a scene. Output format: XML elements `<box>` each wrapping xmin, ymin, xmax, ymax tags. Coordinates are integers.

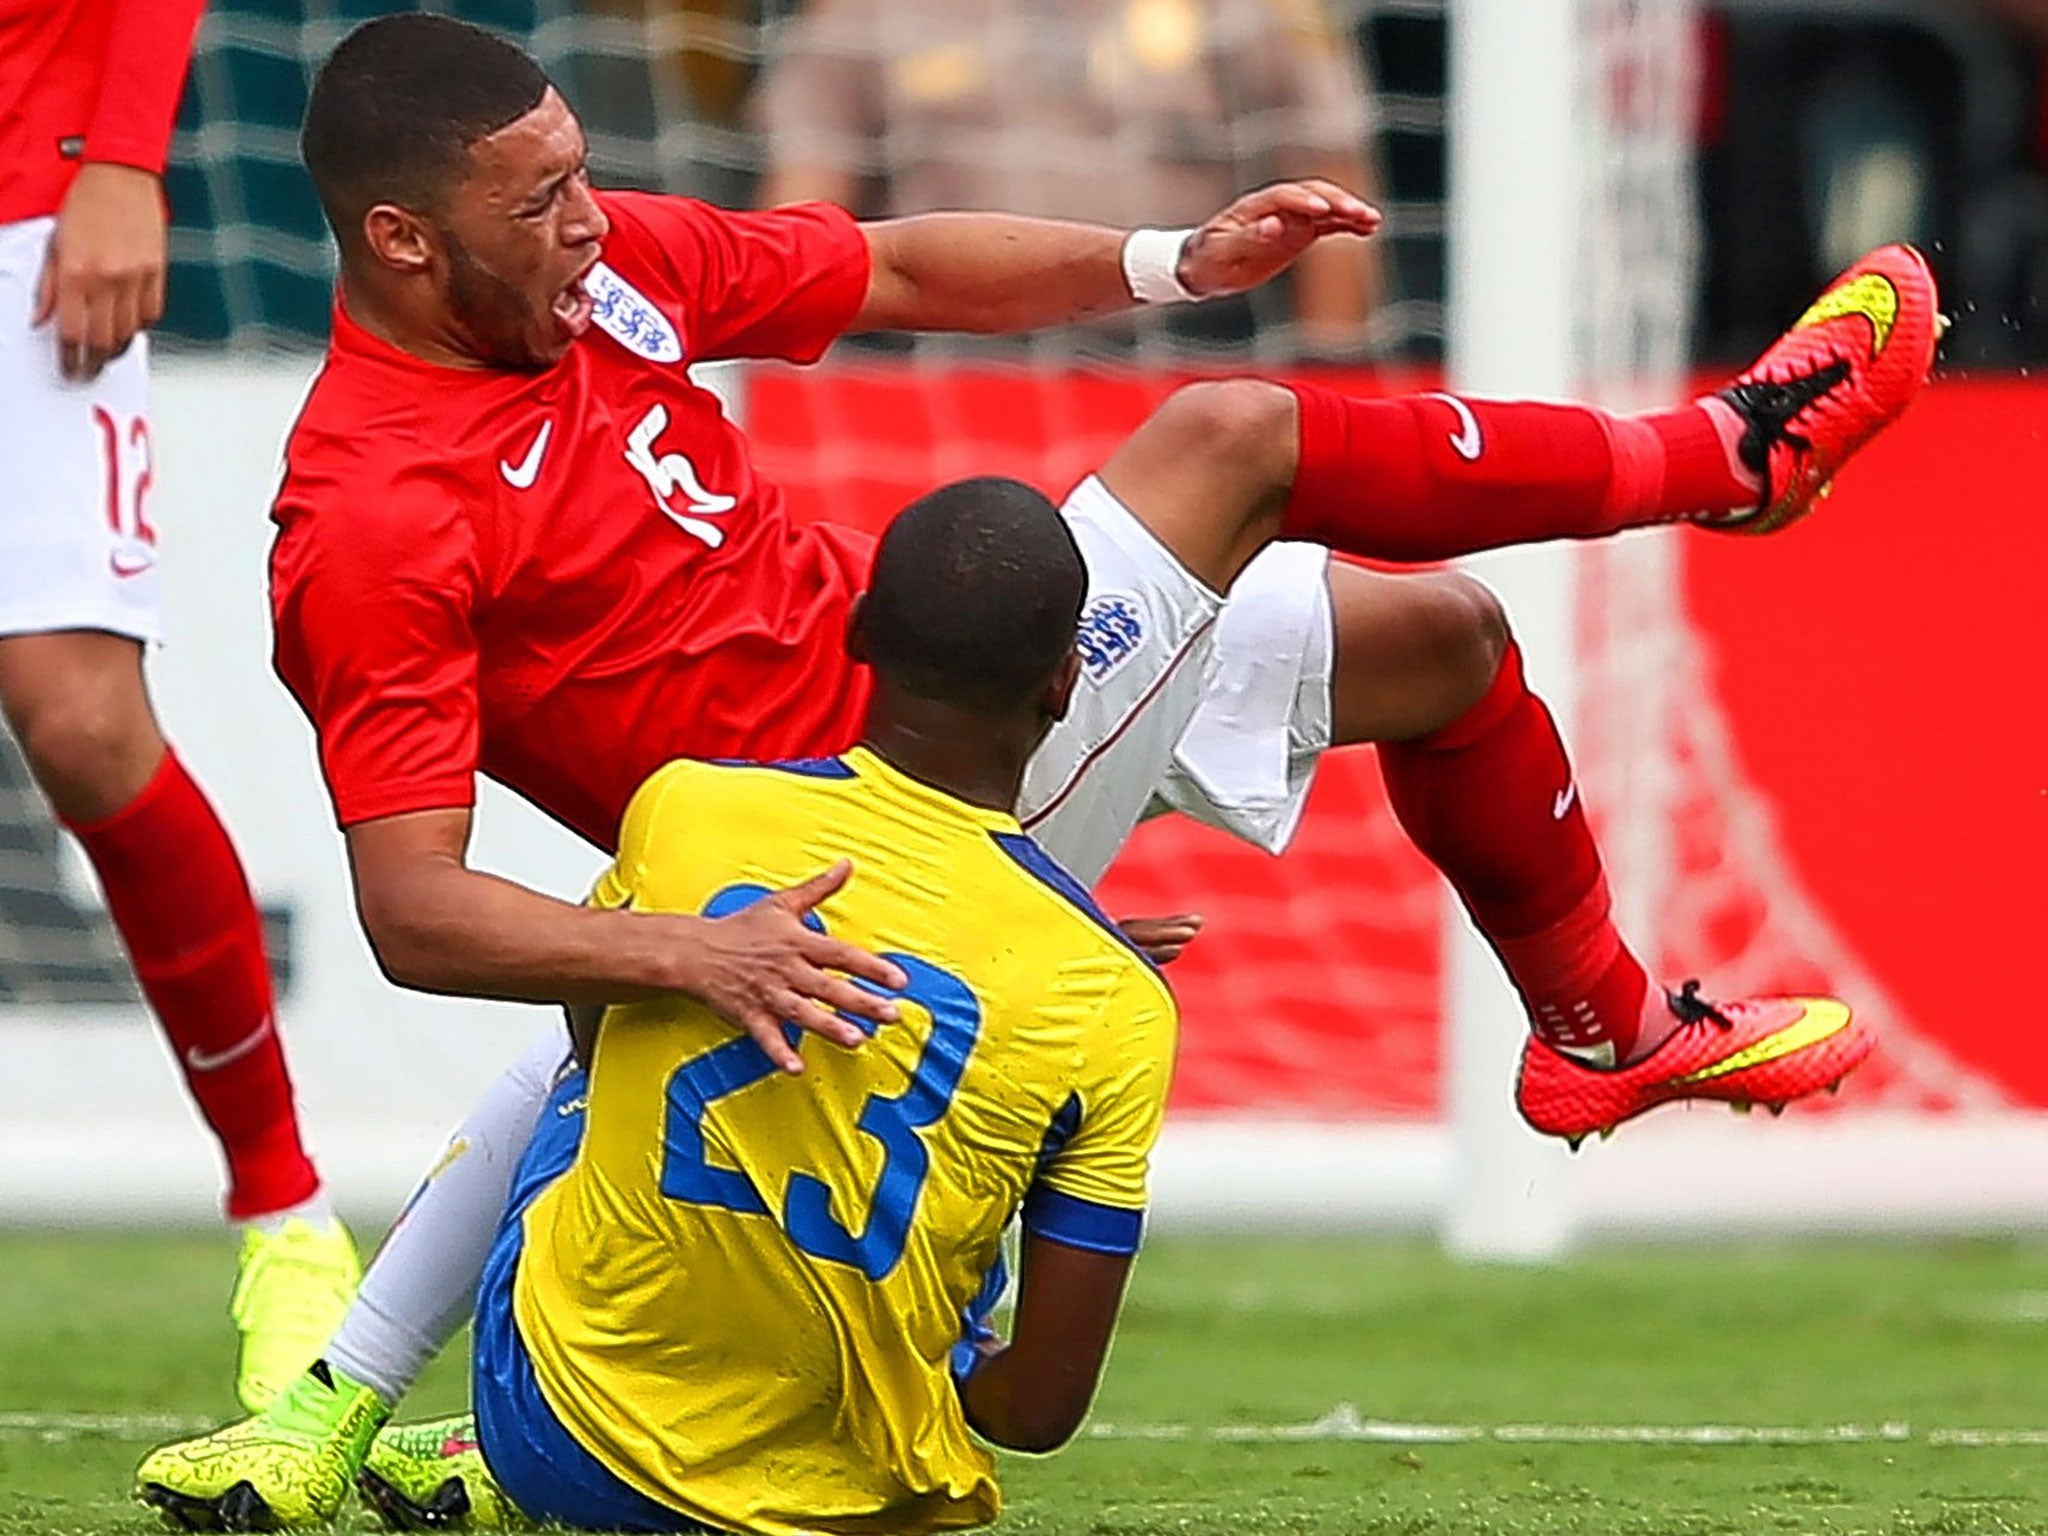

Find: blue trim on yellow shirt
<box><xmin>988</xmin><ymin>832</ymin><xmax>1155</xmax><ymax>971</ymax></box>
<box><xmin>1034</xmin><ymin>1093</ymin><xmax>1083</xmax><ymax>1172</ymax></box>
<box><xmin>1021</xmin><ymin>1186</ymin><xmax>1145</xmax><ymax>1257</ymax></box>
<box><xmin>711</xmin><ymin>755</ymin><xmax>856</xmax><ymax>779</ymax></box>
<box><xmin>950</xmin><ymin>1248</ymin><xmax>1010</xmax><ymax>1384</ymax></box>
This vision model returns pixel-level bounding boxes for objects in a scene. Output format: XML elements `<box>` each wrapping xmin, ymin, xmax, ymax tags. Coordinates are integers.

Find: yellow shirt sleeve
<box><xmin>1023</xmin><ymin>962</ymin><xmax>1178</xmax><ymax>1255</ymax></box>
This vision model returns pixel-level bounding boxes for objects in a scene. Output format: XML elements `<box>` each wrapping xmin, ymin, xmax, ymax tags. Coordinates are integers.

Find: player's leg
<box><xmin>1017</xmin><ymin>361</ymin><xmax>1764</xmax><ymax>882</ymax></box>
<box><xmin>1325</xmin><ymin>563</ymin><xmax>1666</xmax><ymax>1063</ymax></box>
<box><xmin>136</xmin><ymin>1026</ymin><xmax>573</xmax><ymax>1530</ymax></box>
<box><xmin>1343</xmin><ymin>565</ymin><xmax>1870</xmax><ymax>1138</ymax></box>
<box><xmin>328</xmin><ymin>1022</ymin><xmax>572</xmax><ymax>1404</ymax></box>
<box><xmin>1159</xmin><ymin>552</ymin><xmax>1873</xmax><ymax>1142</ymax></box>
<box><xmin>1095</xmin><ymin>242</ymin><xmax>1937</xmax><ymax>587</ymax></box>
<box><xmin>0</xmin><ymin>212</ymin><xmax>354</xmax><ymax>1412</ymax></box>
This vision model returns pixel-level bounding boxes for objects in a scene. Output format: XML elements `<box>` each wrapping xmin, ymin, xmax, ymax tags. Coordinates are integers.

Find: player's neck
<box><xmin>338</xmin><ymin>270</ymin><xmax>492</xmax><ymax>371</ymax></box>
<box><xmin>860</xmin><ymin>698</ymin><xmax>1038</xmax><ymax>818</ymax></box>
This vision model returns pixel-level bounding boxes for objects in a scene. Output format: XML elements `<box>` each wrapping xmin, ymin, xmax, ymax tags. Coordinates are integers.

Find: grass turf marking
<box><xmin>1085</xmin><ymin>1403</ymin><xmax>2038</xmax><ymax>1446</ymax></box>
<box><xmin>14</xmin><ymin>1403</ymin><xmax>2048</xmax><ymax>1450</ymax></box>
<box><xmin>0</xmin><ymin>1411</ymin><xmax>212</xmax><ymax>1442</ymax></box>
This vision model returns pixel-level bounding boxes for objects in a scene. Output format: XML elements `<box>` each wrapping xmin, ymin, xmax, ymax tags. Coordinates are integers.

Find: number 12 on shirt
<box><xmin>659</xmin><ymin>883</ymin><xmax>984</xmax><ymax>1282</ymax></box>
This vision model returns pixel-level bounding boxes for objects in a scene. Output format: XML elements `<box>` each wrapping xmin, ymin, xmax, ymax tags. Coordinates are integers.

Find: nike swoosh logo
<box><xmin>1426</xmin><ymin>393</ymin><xmax>1483</xmax><ymax>460</ymax></box>
<box><xmin>1794</xmin><ymin>273</ymin><xmax>1899</xmax><ymax>355</ymax></box>
<box><xmin>438</xmin><ymin>1436</ymin><xmax>480</xmax><ymax>1458</ymax></box>
<box><xmin>500</xmin><ymin>420</ymin><xmax>553</xmax><ymax>489</ymax></box>
<box><xmin>1552</xmin><ymin>783</ymin><xmax>1578</xmax><ymax>820</ymax></box>
<box><xmin>109</xmin><ymin>551</ymin><xmax>154</xmax><ymax>579</ymax></box>
<box><xmin>184</xmin><ymin>1016</ymin><xmax>275</xmax><ymax>1073</ymax></box>
<box><xmin>1672</xmin><ymin>1001</ymin><xmax>1854</xmax><ymax>1085</ymax></box>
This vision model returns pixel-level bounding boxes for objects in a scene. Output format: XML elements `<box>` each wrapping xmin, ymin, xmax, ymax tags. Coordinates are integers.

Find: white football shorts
<box><xmin>0</xmin><ymin>215</ymin><xmax>160</xmax><ymax>644</ymax></box>
<box><xmin>1021</xmin><ymin>475</ymin><xmax>1334</xmax><ymax>885</ymax></box>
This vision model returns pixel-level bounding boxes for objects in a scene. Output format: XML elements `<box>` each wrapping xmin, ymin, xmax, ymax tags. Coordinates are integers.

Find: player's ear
<box><xmin>1042</xmin><ymin>649</ymin><xmax>1081</xmax><ymax>722</ymax></box>
<box><xmin>845</xmin><ymin>594</ymin><xmax>870</xmax><ymax>665</ymax></box>
<box><xmin>361</xmin><ymin>203</ymin><xmax>438</xmax><ymax>277</ymax></box>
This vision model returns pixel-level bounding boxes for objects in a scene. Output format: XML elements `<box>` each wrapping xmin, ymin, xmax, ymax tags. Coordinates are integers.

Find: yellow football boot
<box><xmin>136</xmin><ymin>1362</ymin><xmax>389</xmax><ymax>1531</ymax></box>
<box><xmin>230</xmin><ymin>1218</ymin><xmax>362</xmax><ymax>1413</ymax></box>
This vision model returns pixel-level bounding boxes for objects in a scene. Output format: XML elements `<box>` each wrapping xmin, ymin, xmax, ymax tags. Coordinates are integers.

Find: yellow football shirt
<box><xmin>512</xmin><ymin>748</ymin><xmax>1179</xmax><ymax>1536</ymax></box>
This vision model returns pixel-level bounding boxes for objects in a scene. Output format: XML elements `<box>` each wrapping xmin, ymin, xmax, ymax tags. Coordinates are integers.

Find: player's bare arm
<box><xmin>958</xmin><ymin>1230</ymin><xmax>1135</xmax><ymax>1453</ymax></box>
<box><xmin>346</xmin><ymin>809</ymin><xmax>904</xmax><ymax>1074</ymax></box>
<box><xmin>31</xmin><ymin>0</ymin><xmax>207</xmax><ymax>381</ymax></box>
<box><xmin>34</xmin><ymin>162</ymin><xmax>167</xmax><ymax>382</ymax></box>
<box><xmin>850</xmin><ymin>180</ymin><xmax>1381</xmax><ymax>336</ymax></box>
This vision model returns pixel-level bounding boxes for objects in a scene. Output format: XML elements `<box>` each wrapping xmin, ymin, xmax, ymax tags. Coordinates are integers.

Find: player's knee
<box><xmin>1413</xmin><ymin>571</ymin><xmax>1510</xmax><ymax>699</ymax></box>
<box><xmin>10</xmin><ymin>685</ymin><xmax>158</xmax><ymax>813</ymax></box>
<box><xmin>1152</xmin><ymin>379</ymin><xmax>1298</xmax><ymax>489</ymax></box>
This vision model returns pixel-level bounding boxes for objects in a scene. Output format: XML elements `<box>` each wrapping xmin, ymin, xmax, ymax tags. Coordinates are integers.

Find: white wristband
<box><xmin>1121</xmin><ymin>227</ymin><xmax>1201</xmax><ymax>305</ymax></box>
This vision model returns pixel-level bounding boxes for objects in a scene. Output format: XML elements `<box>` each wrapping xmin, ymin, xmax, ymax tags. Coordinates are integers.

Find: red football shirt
<box><xmin>0</xmin><ymin>0</ymin><xmax>207</xmax><ymax>223</ymax></box>
<box><xmin>271</xmin><ymin>191</ymin><xmax>880</xmax><ymax>850</ymax></box>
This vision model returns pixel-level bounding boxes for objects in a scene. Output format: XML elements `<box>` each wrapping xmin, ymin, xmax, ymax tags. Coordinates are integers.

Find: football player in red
<box><xmin>138</xmin><ymin>14</ymin><xmax>1931</xmax><ymax>1526</ymax></box>
<box><xmin>0</xmin><ymin>0</ymin><xmax>357</xmax><ymax>1412</ymax></box>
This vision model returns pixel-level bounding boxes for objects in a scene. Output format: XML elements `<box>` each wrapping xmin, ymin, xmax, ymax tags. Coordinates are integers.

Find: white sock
<box><xmin>239</xmin><ymin>1187</ymin><xmax>336</xmax><ymax>1236</ymax></box>
<box><xmin>325</xmin><ymin>1023</ymin><xmax>569</xmax><ymax>1405</ymax></box>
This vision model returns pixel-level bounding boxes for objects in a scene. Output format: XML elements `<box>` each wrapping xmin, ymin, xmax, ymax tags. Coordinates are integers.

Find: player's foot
<box><xmin>1707</xmin><ymin>242</ymin><xmax>1939</xmax><ymax>535</ymax></box>
<box><xmin>357</xmin><ymin>1414</ymin><xmax>532</xmax><ymax>1532</ymax></box>
<box><xmin>1515</xmin><ymin>983</ymin><xmax>1874</xmax><ymax>1146</ymax></box>
<box><xmin>231</xmin><ymin>1217</ymin><xmax>362</xmax><ymax>1413</ymax></box>
<box><xmin>136</xmin><ymin>1361</ymin><xmax>389</xmax><ymax>1532</ymax></box>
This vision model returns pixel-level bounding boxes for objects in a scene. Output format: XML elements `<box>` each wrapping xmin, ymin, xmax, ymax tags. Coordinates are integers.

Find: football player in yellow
<box><xmin>376</xmin><ymin>476</ymin><xmax>1175</xmax><ymax>1535</ymax></box>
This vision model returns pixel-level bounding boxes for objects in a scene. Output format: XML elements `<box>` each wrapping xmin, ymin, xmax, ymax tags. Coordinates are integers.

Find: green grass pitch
<box><xmin>6</xmin><ymin>1229</ymin><xmax>2048</xmax><ymax>1534</ymax></box>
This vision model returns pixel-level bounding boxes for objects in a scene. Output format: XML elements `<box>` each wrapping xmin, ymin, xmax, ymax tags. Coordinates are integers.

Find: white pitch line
<box><xmin>10</xmin><ymin>1406</ymin><xmax>2048</xmax><ymax>1451</ymax></box>
<box><xmin>0</xmin><ymin>1411</ymin><xmax>211</xmax><ymax>1442</ymax></box>
<box><xmin>1930</xmin><ymin>1429</ymin><xmax>2048</xmax><ymax>1447</ymax></box>
<box><xmin>1085</xmin><ymin>1403</ymin><xmax>2025</xmax><ymax>1448</ymax></box>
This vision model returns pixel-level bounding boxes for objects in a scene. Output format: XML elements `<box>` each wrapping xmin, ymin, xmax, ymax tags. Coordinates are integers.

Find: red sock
<box><xmin>1378</xmin><ymin>643</ymin><xmax>1660</xmax><ymax>1065</ymax></box>
<box><xmin>65</xmin><ymin>753</ymin><xmax>319</xmax><ymax>1219</ymax></box>
<box><xmin>1281</xmin><ymin>384</ymin><xmax>1756</xmax><ymax>561</ymax></box>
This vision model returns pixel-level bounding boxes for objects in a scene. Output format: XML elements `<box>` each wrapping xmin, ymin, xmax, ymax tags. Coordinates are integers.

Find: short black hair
<box><xmin>302</xmin><ymin>14</ymin><xmax>551</xmax><ymax>245</ymax></box>
<box><xmin>860</xmin><ymin>478</ymin><xmax>1086</xmax><ymax>716</ymax></box>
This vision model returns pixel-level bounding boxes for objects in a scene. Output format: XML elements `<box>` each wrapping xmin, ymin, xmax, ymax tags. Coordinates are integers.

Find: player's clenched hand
<box><xmin>1178</xmin><ymin>180</ymin><xmax>1381</xmax><ymax>300</ymax></box>
<box><xmin>1119</xmin><ymin>913</ymin><xmax>1204</xmax><ymax>967</ymax></box>
<box><xmin>676</xmin><ymin>859</ymin><xmax>910</xmax><ymax>1075</ymax></box>
<box><xmin>34</xmin><ymin>163</ymin><xmax>169</xmax><ymax>383</ymax></box>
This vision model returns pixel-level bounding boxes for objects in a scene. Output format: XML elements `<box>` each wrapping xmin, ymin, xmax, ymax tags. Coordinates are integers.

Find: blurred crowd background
<box><xmin>161</xmin><ymin>0</ymin><xmax>2048</xmax><ymax>367</ymax></box>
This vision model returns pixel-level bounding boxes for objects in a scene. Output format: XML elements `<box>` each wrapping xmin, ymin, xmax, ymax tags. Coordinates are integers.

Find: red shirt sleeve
<box><xmin>598</xmin><ymin>191</ymin><xmax>871</xmax><ymax>365</ymax></box>
<box><xmin>83</xmin><ymin>0</ymin><xmax>208</xmax><ymax>174</ymax></box>
<box><xmin>270</xmin><ymin>461</ymin><xmax>484</xmax><ymax>831</ymax></box>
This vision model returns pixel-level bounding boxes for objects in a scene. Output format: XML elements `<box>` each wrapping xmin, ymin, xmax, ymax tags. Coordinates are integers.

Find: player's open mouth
<box><xmin>552</xmin><ymin>271</ymin><xmax>594</xmax><ymax>338</ymax></box>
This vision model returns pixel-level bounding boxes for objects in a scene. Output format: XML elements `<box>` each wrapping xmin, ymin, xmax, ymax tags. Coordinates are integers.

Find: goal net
<box><xmin>1</xmin><ymin>0</ymin><xmax>2032</xmax><ymax>1235</ymax></box>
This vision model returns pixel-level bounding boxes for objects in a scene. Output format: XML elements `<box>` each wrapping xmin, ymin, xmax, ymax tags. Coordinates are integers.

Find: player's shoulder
<box><xmin>280</xmin><ymin>362</ymin><xmax>430</xmax><ymax>505</ymax></box>
<box><xmin>275</xmin><ymin>412</ymin><xmax>467</xmax><ymax>543</ymax></box>
<box><xmin>619</xmin><ymin>755</ymin><xmax>854</xmax><ymax>845</ymax></box>
<box><xmin>595</xmin><ymin>186</ymin><xmax>830</xmax><ymax>245</ymax></box>
<box><xmin>589</xmin><ymin>189</ymin><xmax>723</xmax><ymax>277</ymax></box>
<box><xmin>980</xmin><ymin>830</ymin><xmax>1177</xmax><ymax>1014</ymax></box>
<box><xmin>289</xmin><ymin>327</ymin><xmax>432</xmax><ymax>448</ymax></box>
<box><xmin>275</xmin><ymin>349</ymin><xmax>496</xmax><ymax>545</ymax></box>
<box><xmin>594</xmin><ymin>187</ymin><xmax>861</xmax><ymax>278</ymax></box>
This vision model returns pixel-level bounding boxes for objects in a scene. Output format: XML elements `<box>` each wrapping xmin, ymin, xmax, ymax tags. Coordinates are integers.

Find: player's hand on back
<box><xmin>677</xmin><ymin>859</ymin><xmax>909</xmax><ymax>1075</ymax></box>
<box><xmin>1178</xmin><ymin>179</ymin><xmax>1382</xmax><ymax>301</ymax></box>
<box><xmin>35</xmin><ymin>163</ymin><xmax>169</xmax><ymax>382</ymax></box>
<box><xmin>1118</xmin><ymin>913</ymin><xmax>1203</xmax><ymax>967</ymax></box>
